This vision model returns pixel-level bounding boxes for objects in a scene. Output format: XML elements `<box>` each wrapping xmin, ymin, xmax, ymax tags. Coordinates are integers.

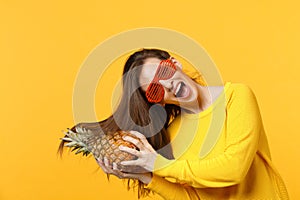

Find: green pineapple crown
<box><xmin>60</xmin><ymin>126</ymin><xmax>94</xmax><ymax>156</ymax></box>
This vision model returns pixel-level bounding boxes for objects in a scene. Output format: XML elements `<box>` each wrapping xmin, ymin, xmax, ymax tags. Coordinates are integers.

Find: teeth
<box><xmin>175</xmin><ymin>82</ymin><xmax>183</xmax><ymax>96</ymax></box>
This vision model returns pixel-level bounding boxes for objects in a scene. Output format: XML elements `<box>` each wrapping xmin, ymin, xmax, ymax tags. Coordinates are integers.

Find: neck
<box><xmin>184</xmin><ymin>84</ymin><xmax>212</xmax><ymax>114</ymax></box>
<box><xmin>197</xmin><ymin>84</ymin><xmax>213</xmax><ymax>113</ymax></box>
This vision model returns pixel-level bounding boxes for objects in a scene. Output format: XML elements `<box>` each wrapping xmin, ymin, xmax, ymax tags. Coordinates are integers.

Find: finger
<box><xmin>119</xmin><ymin>146</ymin><xmax>140</xmax><ymax>156</ymax></box>
<box><xmin>112</xmin><ymin>162</ymin><xmax>118</xmax><ymax>171</ymax></box>
<box><xmin>123</xmin><ymin>136</ymin><xmax>144</xmax><ymax>150</ymax></box>
<box><xmin>129</xmin><ymin>130</ymin><xmax>146</xmax><ymax>140</ymax></box>
<box><xmin>97</xmin><ymin>159</ymin><xmax>105</xmax><ymax>168</ymax></box>
<box><xmin>95</xmin><ymin>157</ymin><xmax>104</xmax><ymax>167</ymax></box>
<box><xmin>109</xmin><ymin>168</ymin><xmax>129</xmax><ymax>179</ymax></box>
<box><xmin>104</xmin><ymin>157</ymin><xmax>108</xmax><ymax>166</ymax></box>
<box><xmin>120</xmin><ymin>159</ymin><xmax>139</xmax><ymax>166</ymax></box>
<box><xmin>128</xmin><ymin>131</ymin><xmax>154</xmax><ymax>151</ymax></box>
<box><xmin>108</xmin><ymin>170</ymin><xmax>122</xmax><ymax>178</ymax></box>
<box><xmin>114</xmin><ymin>169</ymin><xmax>137</xmax><ymax>178</ymax></box>
<box><xmin>128</xmin><ymin>131</ymin><xmax>150</xmax><ymax>150</ymax></box>
<box><xmin>121</xmin><ymin>173</ymin><xmax>138</xmax><ymax>179</ymax></box>
<box><xmin>97</xmin><ymin>159</ymin><xmax>103</xmax><ymax>166</ymax></box>
<box><xmin>97</xmin><ymin>159</ymin><xmax>110</xmax><ymax>173</ymax></box>
<box><xmin>128</xmin><ymin>131</ymin><xmax>152</xmax><ymax>149</ymax></box>
<box><xmin>115</xmin><ymin>171</ymin><xmax>137</xmax><ymax>179</ymax></box>
<box><xmin>104</xmin><ymin>157</ymin><xmax>111</xmax><ymax>168</ymax></box>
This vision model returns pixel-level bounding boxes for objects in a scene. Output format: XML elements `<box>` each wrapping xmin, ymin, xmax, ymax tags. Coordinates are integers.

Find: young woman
<box><xmin>66</xmin><ymin>48</ymin><xmax>290</xmax><ymax>199</ymax></box>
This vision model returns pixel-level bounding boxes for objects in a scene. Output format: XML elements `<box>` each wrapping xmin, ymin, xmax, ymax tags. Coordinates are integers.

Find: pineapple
<box><xmin>59</xmin><ymin>123</ymin><xmax>152</xmax><ymax>199</ymax></box>
<box><xmin>60</xmin><ymin>125</ymin><xmax>144</xmax><ymax>172</ymax></box>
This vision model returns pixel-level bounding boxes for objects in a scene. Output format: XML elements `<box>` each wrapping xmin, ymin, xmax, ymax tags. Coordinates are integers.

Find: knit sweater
<box><xmin>145</xmin><ymin>82</ymin><xmax>289</xmax><ymax>200</ymax></box>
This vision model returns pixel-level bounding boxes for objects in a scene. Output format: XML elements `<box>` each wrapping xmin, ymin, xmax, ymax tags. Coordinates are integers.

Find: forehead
<box><xmin>139</xmin><ymin>57</ymin><xmax>162</xmax><ymax>87</ymax></box>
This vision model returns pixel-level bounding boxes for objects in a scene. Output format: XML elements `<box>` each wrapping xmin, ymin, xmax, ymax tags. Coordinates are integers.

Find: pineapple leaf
<box><xmin>61</xmin><ymin>137</ymin><xmax>73</xmax><ymax>142</ymax></box>
<box><xmin>65</xmin><ymin>141</ymin><xmax>78</xmax><ymax>147</ymax></box>
<box><xmin>75</xmin><ymin>148</ymin><xmax>85</xmax><ymax>155</ymax></box>
<box><xmin>71</xmin><ymin>146</ymin><xmax>80</xmax><ymax>152</ymax></box>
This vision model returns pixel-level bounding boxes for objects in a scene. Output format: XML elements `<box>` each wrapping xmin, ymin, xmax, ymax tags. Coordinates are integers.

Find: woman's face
<box><xmin>139</xmin><ymin>57</ymin><xmax>200</xmax><ymax>110</ymax></box>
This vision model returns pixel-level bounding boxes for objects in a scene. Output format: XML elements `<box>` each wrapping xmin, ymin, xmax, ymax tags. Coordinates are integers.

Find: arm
<box><xmin>154</xmin><ymin>84</ymin><xmax>263</xmax><ymax>188</ymax></box>
<box><xmin>144</xmin><ymin>174</ymin><xmax>201</xmax><ymax>200</ymax></box>
<box><xmin>96</xmin><ymin>157</ymin><xmax>200</xmax><ymax>199</ymax></box>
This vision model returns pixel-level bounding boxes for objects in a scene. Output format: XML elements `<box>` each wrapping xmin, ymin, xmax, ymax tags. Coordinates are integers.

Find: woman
<box><xmin>72</xmin><ymin>48</ymin><xmax>290</xmax><ymax>199</ymax></box>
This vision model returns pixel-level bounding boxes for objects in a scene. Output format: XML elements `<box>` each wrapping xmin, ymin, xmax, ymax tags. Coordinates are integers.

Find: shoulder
<box><xmin>227</xmin><ymin>82</ymin><xmax>254</xmax><ymax>94</ymax></box>
<box><xmin>225</xmin><ymin>82</ymin><xmax>257</xmax><ymax>108</ymax></box>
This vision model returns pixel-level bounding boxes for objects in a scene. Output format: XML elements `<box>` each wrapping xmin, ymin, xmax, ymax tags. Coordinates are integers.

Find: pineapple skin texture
<box><xmin>62</xmin><ymin>126</ymin><xmax>144</xmax><ymax>172</ymax></box>
<box><xmin>92</xmin><ymin>130</ymin><xmax>138</xmax><ymax>164</ymax></box>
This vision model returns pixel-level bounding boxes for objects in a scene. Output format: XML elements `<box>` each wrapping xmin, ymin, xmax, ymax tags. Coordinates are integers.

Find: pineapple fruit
<box><xmin>60</xmin><ymin>125</ymin><xmax>144</xmax><ymax>173</ymax></box>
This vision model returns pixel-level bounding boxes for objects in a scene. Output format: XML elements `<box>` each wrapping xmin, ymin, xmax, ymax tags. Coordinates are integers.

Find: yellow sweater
<box><xmin>145</xmin><ymin>82</ymin><xmax>289</xmax><ymax>200</ymax></box>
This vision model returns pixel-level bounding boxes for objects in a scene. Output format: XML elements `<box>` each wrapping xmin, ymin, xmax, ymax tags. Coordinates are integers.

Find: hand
<box><xmin>119</xmin><ymin>130</ymin><xmax>158</xmax><ymax>173</ymax></box>
<box><xmin>96</xmin><ymin>157</ymin><xmax>152</xmax><ymax>184</ymax></box>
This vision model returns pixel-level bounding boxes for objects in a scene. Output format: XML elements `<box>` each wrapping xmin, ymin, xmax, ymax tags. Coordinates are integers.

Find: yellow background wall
<box><xmin>1</xmin><ymin>0</ymin><xmax>299</xmax><ymax>199</ymax></box>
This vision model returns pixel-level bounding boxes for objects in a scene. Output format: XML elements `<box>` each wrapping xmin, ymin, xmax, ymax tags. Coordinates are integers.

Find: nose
<box><xmin>159</xmin><ymin>79</ymin><xmax>173</xmax><ymax>91</ymax></box>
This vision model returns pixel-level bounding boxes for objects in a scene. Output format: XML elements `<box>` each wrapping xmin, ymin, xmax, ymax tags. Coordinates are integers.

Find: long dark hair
<box><xmin>100</xmin><ymin>48</ymin><xmax>180</xmax><ymax>158</ymax></box>
<box><xmin>58</xmin><ymin>48</ymin><xmax>182</xmax><ymax>198</ymax></box>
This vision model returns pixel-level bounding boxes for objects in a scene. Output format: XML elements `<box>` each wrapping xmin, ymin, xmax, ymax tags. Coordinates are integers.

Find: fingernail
<box><xmin>113</xmin><ymin>163</ymin><xmax>118</xmax><ymax>170</ymax></box>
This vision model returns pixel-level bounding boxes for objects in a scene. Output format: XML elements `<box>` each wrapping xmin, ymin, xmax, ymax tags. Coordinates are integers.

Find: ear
<box><xmin>170</xmin><ymin>56</ymin><xmax>183</xmax><ymax>69</ymax></box>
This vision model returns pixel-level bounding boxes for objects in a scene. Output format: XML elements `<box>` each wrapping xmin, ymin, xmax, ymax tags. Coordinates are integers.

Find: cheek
<box><xmin>163</xmin><ymin>90</ymin><xmax>176</xmax><ymax>103</ymax></box>
<box><xmin>141</xmin><ymin>85</ymin><xmax>148</xmax><ymax>93</ymax></box>
<box><xmin>138</xmin><ymin>78</ymin><xmax>150</xmax><ymax>92</ymax></box>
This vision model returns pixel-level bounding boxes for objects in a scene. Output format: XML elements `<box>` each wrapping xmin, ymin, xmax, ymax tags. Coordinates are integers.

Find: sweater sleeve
<box><xmin>153</xmin><ymin>84</ymin><xmax>262</xmax><ymax>188</ymax></box>
<box><xmin>144</xmin><ymin>174</ymin><xmax>200</xmax><ymax>199</ymax></box>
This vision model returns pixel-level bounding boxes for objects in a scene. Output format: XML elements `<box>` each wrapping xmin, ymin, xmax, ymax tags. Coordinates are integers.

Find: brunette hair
<box><xmin>58</xmin><ymin>48</ymin><xmax>181</xmax><ymax>198</ymax></box>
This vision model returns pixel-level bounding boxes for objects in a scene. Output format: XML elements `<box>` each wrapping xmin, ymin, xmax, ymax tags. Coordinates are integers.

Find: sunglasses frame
<box><xmin>145</xmin><ymin>58</ymin><xmax>177</xmax><ymax>103</ymax></box>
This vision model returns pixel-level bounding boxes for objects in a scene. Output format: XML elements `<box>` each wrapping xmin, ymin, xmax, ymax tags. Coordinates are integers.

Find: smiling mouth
<box><xmin>175</xmin><ymin>82</ymin><xmax>189</xmax><ymax>98</ymax></box>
